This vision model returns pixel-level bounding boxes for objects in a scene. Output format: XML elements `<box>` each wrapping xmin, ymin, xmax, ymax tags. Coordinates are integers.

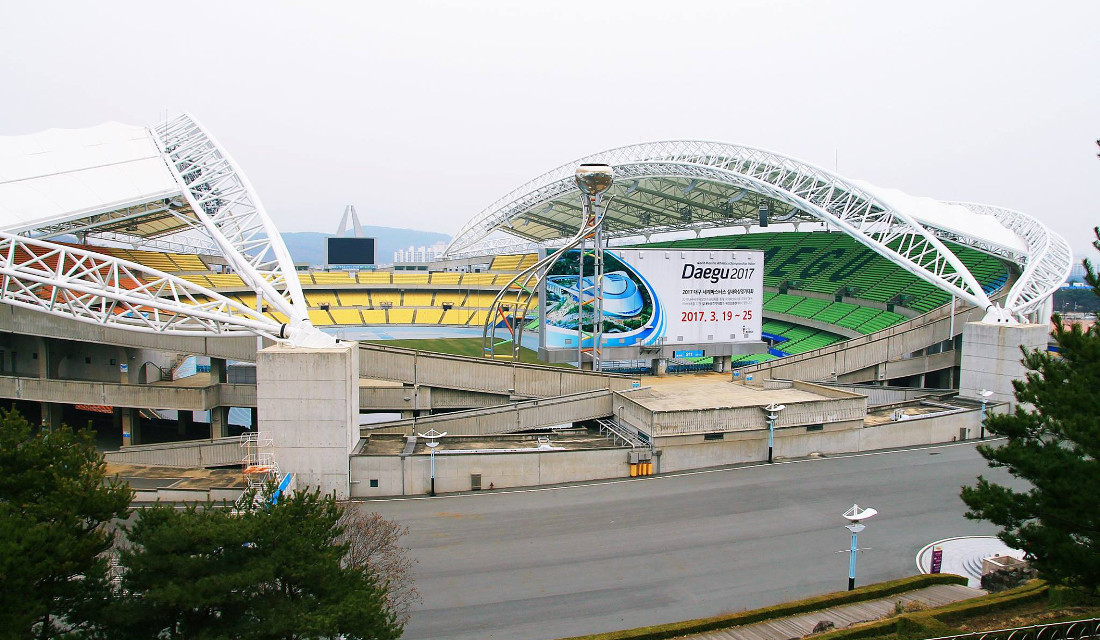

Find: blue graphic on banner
<box><xmin>673</xmin><ymin>349</ymin><xmax>705</xmax><ymax>358</ymax></box>
<box><xmin>543</xmin><ymin>250</ymin><xmax>664</xmax><ymax>349</ymax></box>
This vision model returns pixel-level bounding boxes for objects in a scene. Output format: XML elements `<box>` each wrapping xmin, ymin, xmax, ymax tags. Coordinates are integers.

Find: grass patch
<box><xmin>363</xmin><ymin>337</ymin><xmax>572</xmax><ymax>367</ymax></box>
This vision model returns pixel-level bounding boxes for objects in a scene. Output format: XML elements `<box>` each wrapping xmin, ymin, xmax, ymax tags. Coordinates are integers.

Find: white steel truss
<box><xmin>0</xmin><ymin>233</ymin><xmax>285</xmax><ymax>339</ymax></box>
<box><xmin>447</xmin><ymin>140</ymin><xmax>1061</xmax><ymax>319</ymax></box>
<box><xmin>154</xmin><ymin>114</ymin><xmax>333</xmax><ymax>346</ymax></box>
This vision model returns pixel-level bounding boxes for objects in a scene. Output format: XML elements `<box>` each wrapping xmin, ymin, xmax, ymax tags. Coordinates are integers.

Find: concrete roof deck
<box><xmin>623</xmin><ymin>373</ymin><xmax>839</xmax><ymax>412</ymax></box>
<box><xmin>105</xmin><ymin>462</ymin><xmax>246</xmax><ymax>490</ymax></box>
<box><xmin>361</xmin><ymin>430</ymin><xmax>621</xmax><ymax>456</ymax></box>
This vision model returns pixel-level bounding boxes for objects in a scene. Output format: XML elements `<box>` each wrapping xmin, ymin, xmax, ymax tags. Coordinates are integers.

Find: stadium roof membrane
<box><xmin>446</xmin><ymin>140</ymin><xmax>1071</xmax><ymax>322</ymax></box>
<box><xmin>0</xmin><ymin>116</ymin><xmax>334</xmax><ymax>347</ymax></box>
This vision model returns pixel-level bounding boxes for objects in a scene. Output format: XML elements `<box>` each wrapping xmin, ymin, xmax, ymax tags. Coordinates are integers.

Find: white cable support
<box><xmin>446</xmin><ymin>140</ymin><xmax>1058</xmax><ymax>319</ymax></box>
<box><xmin>945</xmin><ymin>201</ymin><xmax>1073</xmax><ymax>319</ymax></box>
<box><xmin>154</xmin><ymin>114</ymin><xmax>334</xmax><ymax>347</ymax></box>
<box><xmin>0</xmin><ymin>232</ymin><xmax>285</xmax><ymax>339</ymax></box>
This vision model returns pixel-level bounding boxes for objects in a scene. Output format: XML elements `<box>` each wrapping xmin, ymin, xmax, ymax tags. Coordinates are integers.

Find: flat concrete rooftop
<box><xmin>361</xmin><ymin>429</ymin><xmax>621</xmax><ymax>456</ymax></box>
<box><xmin>624</xmin><ymin>373</ymin><xmax>838</xmax><ymax>412</ymax></box>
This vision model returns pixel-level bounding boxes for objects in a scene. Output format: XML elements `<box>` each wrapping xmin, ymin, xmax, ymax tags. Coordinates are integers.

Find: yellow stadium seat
<box><xmin>490</xmin><ymin>254</ymin><xmax>523</xmax><ymax>271</ymax></box>
<box><xmin>330</xmin><ymin>309</ymin><xmax>363</xmax><ymax>325</ymax></box>
<box><xmin>415</xmin><ymin>309</ymin><xmax>443</xmax><ymax>324</ymax></box>
<box><xmin>392</xmin><ymin>273</ymin><xmax>429</xmax><ymax>284</ymax></box>
<box><xmin>461</xmin><ymin>273</ymin><xmax>496</xmax><ymax>286</ymax></box>
<box><xmin>361</xmin><ymin>309</ymin><xmax>387</xmax><ymax>324</ymax></box>
<box><xmin>388</xmin><ymin>309</ymin><xmax>414</xmax><ymax>324</ymax></box>
<box><xmin>307</xmin><ymin>309</ymin><xmax>334</xmax><ymax>326</ymax></box>
<box><xmin>336</xmin><ymin>291</ymin><xmax>370</xmax><ymax>306</ymax></box>
<box><xmin>312</xmin><ymin>271</ymin><xmax>354</xmax><ymax>284</ymax></box>
<box><xmin>206</xmin><ymin>274</ymin><xmax>246</xmax><ymax>289</ymax></box>
<box><xmin>169</xmin><ymin>253</ymin><xmax>208</xmax><ymax>271</ymax></box>
<box><xmin>435</xmin><ymin>292</ymin><xmax>466</xmax><ymax>307</ymax></box>
<box><xmin>439</xmin><ymin>309</ymin><xmax>463</xmax><ymax>325</ymax></box>
<box><xmin>267</xmin><ymin>310</ymin><xmax>290</xmax><ymax>324</ymax></box>
<box><xmin>297</xmin><ymin>273</ymin><xmax>315</xmax><ymax>286</ymax></box>
<box><xmin>371</xmin><ymin>292</ymin><xmax>400</xmax><ymax>306</ymax></box>
<box><xmin>305</xmin><ymin>292</ymin><xmax>340</xmax><ymax>307</ymax></box>
<box><xmin>429</xmin><ymin>272</ymin><xmax>462</xmax><ymax>284</ymax></box>
<box><xmin>357</xmin><ymin>272</ymin><xmax>392</xmax><ymax>284</ymax></box>
<box><xmin>466</xmin><ymin>310</ymin><xmax>487</xmax><ymax>325</ymax></box>
<box><xmin>180</xmin><ymin>274</ymin><xmax>213</xmax><ymax>288</ymax></box>
<box><xmin>402</xmin><ymin>292</ymin><xmax>434</xmax><ymax>306</ymax></box>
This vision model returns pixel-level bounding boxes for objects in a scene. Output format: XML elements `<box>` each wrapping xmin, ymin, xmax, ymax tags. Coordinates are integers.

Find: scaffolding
<box><xmin>237</xmin><ymin>432</ymin><xmax>280</xmax><ymax>510</ymax></box>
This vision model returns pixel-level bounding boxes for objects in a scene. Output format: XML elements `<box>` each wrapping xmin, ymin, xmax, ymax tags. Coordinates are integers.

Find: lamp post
<box><xmin>416</xmin><ymin>428</ymin><xmax>447</xmax><ymax>497</ymax></box>
<box><xmin>979</xmin><ymin>389</ymin><xmax>993</xmax><ymax>439</ymax></box>
<box><xmin>574</xmin><ymin>164</ymin><xmax>614</xmax><ymax>371</ymax></box>
<box><xmin>842</xmin><ymin>503</ymin><xmax>877</xmax><ymax>591</ymax></box>
<box><xmin>763</xmin><ymin>403</ymin><xmax>785</xmax><ymax>463</ymax></box>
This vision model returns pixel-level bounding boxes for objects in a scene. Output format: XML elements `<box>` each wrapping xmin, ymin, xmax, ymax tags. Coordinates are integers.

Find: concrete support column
<box><xmin>652</xmin><ymin>358</ymin><xmax>668</xmax><ymax>376</ymax></box>
<box><xmin>210</xmin><ymin>357</ymin><xmax>227</xmax><ymax>383</ymax></box>
<box><xmin>257</xmin><ymin>341</ymin><xmax>359</xmax><ymax>499</ymax></box>
<box><xmin>178</xmin><ymin>410</ymin><xmax>193</xmax><ymax>436</ymax></box>
<box><xmin>959</xmin><ymin>322</ymin><xmax>1048</xmax><ymax>410</ymax></box>
<box><xmin>119</xmin><ymin>407</ymin><xmax>140</xmax><ymax>447</ymax></box>
<box><xmin>712</xmin><ymin>356</ymin><xmax>731</xmax><ymax>373</ymax></box>
<box><xmin>40</xmin><ymin>402</ymin><xmax>63</xmax><ymax>430</ymax></box>
<box><xmin>209</xmin><ymin>406</ymin><xmax>229</xmax><ymax>440</ymax></box>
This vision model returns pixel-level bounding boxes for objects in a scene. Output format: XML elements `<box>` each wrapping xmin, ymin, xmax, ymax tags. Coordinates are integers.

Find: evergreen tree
<box><xmin>116</xmin><ymin>488</ymin><xmax>402</xmax><ymax>640</ymax></box>
<box><xmin>961</xmin><ymin>226</ymin><xmax>1100</xmax><ymax>593</ymax></box>
<box><xmin>0</xmin><ymin>409</ymin><xmax>132</xmax><ymax>639</ymax></box>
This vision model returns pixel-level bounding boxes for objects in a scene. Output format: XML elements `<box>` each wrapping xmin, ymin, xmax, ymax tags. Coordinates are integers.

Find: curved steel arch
<box><xmin>946</xmin><ymin>201</ymin><xmax>1073</xmax><ymax>318</ymax></box>
<box><xmin>449</xmin><ymin>141</ymin><xmax>1004</xmax><ymax>314</ymax></box>
<box><xmin>153</xmin><ymin>114</ymin><xmax>334</xmax><ymax>347</ymax></box>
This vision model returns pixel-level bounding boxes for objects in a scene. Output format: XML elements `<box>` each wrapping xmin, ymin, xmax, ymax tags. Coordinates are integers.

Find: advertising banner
<box><xmin>540</xmin><ymin>248</ymin><xmax>763</xmax><ymax>350</ymax></box>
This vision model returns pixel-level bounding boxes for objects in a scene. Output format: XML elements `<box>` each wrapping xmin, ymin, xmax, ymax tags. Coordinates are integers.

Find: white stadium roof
<box><xmin>0</xmin><ymin>115</ymin><xmax>333</xmax><ymax>347</ymax></box>
<box><xmin>446</xmin><ymin>140</ymin><xmax>1071</xmax><ymax>321</ymax></box>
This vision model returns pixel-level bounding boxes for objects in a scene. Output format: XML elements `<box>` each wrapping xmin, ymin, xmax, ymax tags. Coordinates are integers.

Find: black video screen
<box><xmin>327</xmin><ymin>237</ymin><xmax>376</xmax><ymax>266</ymax></box>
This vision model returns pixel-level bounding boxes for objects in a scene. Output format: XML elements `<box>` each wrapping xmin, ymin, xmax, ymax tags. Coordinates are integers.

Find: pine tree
<box><xmin>0</xmin><ymin>409</ymin><xmax>133</xmax><ymax>639</ymax></box>
<box><xmin>961</xmin><ymin>225</ymin><xmax>1100</xmax><ymax>593</ymax></box>
<box><xmin>116</xmin><ymin>488</ymin><xmax>402</xmax><ymax>640</ymax></box>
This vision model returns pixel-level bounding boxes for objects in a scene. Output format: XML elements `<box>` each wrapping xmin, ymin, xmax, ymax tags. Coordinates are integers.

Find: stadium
<box><xmin>0</xmin><ymin>115</ymin><xmax>1073</xmax><ymax>499</ymax></box>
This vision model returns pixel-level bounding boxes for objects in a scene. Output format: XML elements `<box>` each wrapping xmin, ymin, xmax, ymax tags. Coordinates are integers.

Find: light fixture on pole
<box><xmin>574</xmin><ymin>163</ymin><xmax>614</xmax><ymax>371</ymax></box>
<box><xmin>763</xmin><ymin>403</ymin><xmax>785</xmax><ymax>463</ymax></box>
<box><xmin>842</xmin><ymin>504</ymin><xmax>877</xmax><ymax>591</ymax></box>
<box><xmin>416</xmin><ymin>428</ymin><xmax>447</xmax><ymax>497</ymax></box>
<box><xmin>978</xmin><ymin>389</ymin><xmax>993</xmax><ymax>440</ymax></box>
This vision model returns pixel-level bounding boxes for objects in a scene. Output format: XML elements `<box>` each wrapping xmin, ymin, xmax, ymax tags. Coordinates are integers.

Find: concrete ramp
<box><xmin>104</xmin><ymin>436</ymin><xmax>242</xmax><ymax>468</ymax></box>
<box><xmin>362</xmin><ymin>390</ymin><xmax>614</xmax><ymax>437</ymax></box>
<box><xmin>358</xmin><ymin>343</ymin><xmax>636</xmax><ymax>398</ymax></box>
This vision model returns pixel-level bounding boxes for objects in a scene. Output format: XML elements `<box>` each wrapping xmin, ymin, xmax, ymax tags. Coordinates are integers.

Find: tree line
<box><xmin>0</xmin><ymin>409</ymin><xmax>416</xmax><ymax>640</ymax></box>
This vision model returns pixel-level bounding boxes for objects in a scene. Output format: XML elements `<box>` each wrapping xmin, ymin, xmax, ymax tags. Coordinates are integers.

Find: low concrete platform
<box><xmin>628</xmin><ymin>373</ymin><xmax>832</xmax><ymax>412</ymax></box>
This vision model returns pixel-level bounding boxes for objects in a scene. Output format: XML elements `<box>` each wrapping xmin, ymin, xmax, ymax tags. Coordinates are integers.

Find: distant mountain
<box><xmin>280</xmin><ymin>227</ymin><xmax>451</xmax><ymax>267</ymax></box>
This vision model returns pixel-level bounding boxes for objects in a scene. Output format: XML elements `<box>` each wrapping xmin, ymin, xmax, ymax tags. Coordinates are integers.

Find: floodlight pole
<box><xmin>979</xmin><ymin>389</ymin><xmax>993</xmax><ymax>440</ymax></box>
<box><xmin>763</xmin><ymin>403</ymin><xmax>785</xmax><ymax>463</ymax></box>
<box><xmin>842</xmin><ymin>503</ymin><xmax>877</xmax><ymax>591</ymax></box>
<box><xmin>417</xmin><ymin>429</ymin><xmax>447</xmax><ymax>497</ymax></box>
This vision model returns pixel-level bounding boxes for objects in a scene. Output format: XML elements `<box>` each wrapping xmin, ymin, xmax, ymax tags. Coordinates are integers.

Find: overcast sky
<box><xmin>2</xmin><ymin>1</ymin><xmax>1097</xmax><ymax>255</ymax></box>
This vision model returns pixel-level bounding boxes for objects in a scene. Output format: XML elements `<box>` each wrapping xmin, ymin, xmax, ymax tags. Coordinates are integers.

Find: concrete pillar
<box><xmin>209</xmin><ymin>406</ymin><xmax>229</xmax><ymax>440</ymax></box>
<box><xmin>712</xmin><ymin>356</ymin><xmax>731</xmax><ymax>373</ymax></box>
<box><xmin>257</xmin><ymin>341</ymin><xmax>359</xmax><ymax>499</ymax></box>
<box><xmin>959</xmin><ymin>322</ymin><xmax>1049</xmax><ymax>410</ymax></box>
<box><xmin>178</xmin><ymin>410</ymin><xmax>193</xmax><ymax>436</ymax></box>
<box><xmin>40</xmin><ymin>402</ymin><xmax>63</xmax><ymax>430</ymax></box>
<box><xmin>119</xmin><ymin>407</ymin><xmax>140</xmax><ymax>447</ymax></box>
<box><xmin>652</xmin><ymin>358</ymin><xmax>668</xmax><ymax>376</ymax></box>
<box><xmin>210</xmin><ymin>357</ymin><xmax>227</xmax><ymax>383</ymax></box>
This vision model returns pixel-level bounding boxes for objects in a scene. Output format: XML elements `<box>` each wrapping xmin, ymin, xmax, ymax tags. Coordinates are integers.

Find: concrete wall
<box><xmin>359</xmin><ymin>385</ymin><xmax>511</xmax><ymax>412</ymax></box>
<box><xmin>363</xmin><ymin>390</ymin><xmax>614</xmax><ymax>436</ymax></box>
<box><xmin>358</xmin><ymin>343</ymin><xmax>637</xmax><ymax>397</ymax></box>
<box><xmin>0</xmin><ymin>304</ymin><xmax>257</xmax><ymax>361</ymax></box>
<box><xmin>959</xmin><ymin>322</ymin><xmax>1048</xmax><ymax>409</ymax></box>
<box><xmin>259</xmin><ymin>342</ymin><xmax>359</xmax><ymax>498</ymax></box>
<box><xmin>740</xmin><ymin>299</ymin><xmax>988</xmax><ymax>382</ymax></box>
<box><xmin>104</xmin><ymin>437</ymin><xmax>242</xmax><ymax>467</ymax></box>
<box><xmin>0</xmin><ymin>375</ymin><xmax>255</xmax><ymax>411</ymax></box>
<box><xmin>351</xmin><ymin>446</ymin><xmax>629</xmax><ymax>497</ymax></box>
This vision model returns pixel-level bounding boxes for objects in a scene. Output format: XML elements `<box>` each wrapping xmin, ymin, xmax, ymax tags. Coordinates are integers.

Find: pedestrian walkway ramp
<box><xmin>362</xmin><ymin>389</ymin><xmax>615</xmax><ymax>437</ymax></box>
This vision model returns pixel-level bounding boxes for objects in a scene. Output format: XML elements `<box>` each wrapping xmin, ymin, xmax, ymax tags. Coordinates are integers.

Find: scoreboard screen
<box><xmin>326</xmin><ymin>237</ymin><xmax>376</xmax><ymax>266</ymax></box>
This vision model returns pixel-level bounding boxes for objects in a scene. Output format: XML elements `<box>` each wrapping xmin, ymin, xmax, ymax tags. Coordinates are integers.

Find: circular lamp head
<box><xmin>575</xmin><ymin>163</ymin><xmax>614</xmax><ymax>196</ymax></box>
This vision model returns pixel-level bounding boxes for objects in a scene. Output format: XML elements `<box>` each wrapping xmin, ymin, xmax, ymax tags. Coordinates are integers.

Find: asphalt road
<box><xmin>365</xmin><ymin>441</ymin><xmax>1015</xmax><ymax>640</ymax></box>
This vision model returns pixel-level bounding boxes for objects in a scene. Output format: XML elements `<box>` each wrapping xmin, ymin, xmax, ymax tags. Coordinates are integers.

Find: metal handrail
<box><xmin>926</xmin><ymin>617</ymin><xmax>1100</xmax><ymax>640</ymax></box>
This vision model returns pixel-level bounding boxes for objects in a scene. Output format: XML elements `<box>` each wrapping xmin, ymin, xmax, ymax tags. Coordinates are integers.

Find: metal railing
<box><xmin>927</xmin><ymin>618</ymin><xmax>1100</xmax><ymax>640</ymax></box>
<box><xmin>595</xmin><ymin>417</ymin><xmax>644</xmax><ymax>449</ymax></box>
